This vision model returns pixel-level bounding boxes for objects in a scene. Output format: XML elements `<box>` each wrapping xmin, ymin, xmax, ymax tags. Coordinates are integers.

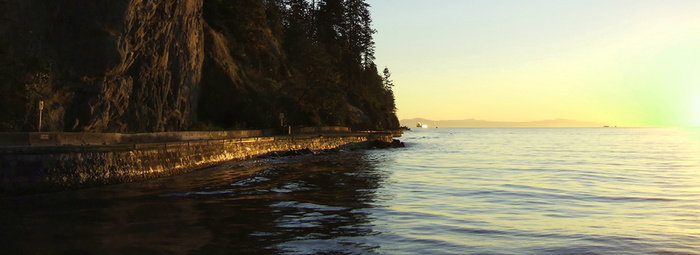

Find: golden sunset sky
<box><xmin>369</xmin><ymin>0</ymin><xmax>700</xmax><ymax>127</ymax></box>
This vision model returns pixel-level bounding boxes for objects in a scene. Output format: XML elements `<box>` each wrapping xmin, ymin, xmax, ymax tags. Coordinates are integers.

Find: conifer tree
<box><xmin>382</xmin><ymin>67</ymin><xmax>394</xmax><ymax>90</ymax></box>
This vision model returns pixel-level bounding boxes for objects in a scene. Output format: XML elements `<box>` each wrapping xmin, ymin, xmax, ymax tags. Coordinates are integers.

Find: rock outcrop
<box><xmin>1</xmin><ymin>0</ymin><xmax>203</xmax><ymax>132</ymax></box>
<box><xmin>0</xmin><ymin>0</ymin><xmax>399</xmax><ymax>133</ymax></box>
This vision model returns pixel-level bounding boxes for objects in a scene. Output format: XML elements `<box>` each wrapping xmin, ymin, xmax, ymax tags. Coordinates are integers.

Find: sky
<box><xmin>367</xmin><ymin>0</ymin><xmax>700</xmax><ymax>127</ymax></box>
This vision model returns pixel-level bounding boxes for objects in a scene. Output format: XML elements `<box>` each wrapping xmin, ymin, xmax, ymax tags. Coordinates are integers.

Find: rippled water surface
<box><xmin>3</xmin><ymin>128</ymin><xmax>700</xmax><ymax>254</ymax></box>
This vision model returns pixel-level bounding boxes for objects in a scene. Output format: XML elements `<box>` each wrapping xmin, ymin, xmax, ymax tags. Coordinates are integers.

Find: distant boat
<box><xmin>416</xmin><ymin>122</ymin><xmax>428</xmax><ymax>128</ymax></box>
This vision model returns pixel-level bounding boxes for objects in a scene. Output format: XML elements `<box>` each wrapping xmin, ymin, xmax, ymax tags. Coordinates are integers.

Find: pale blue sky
<box><xmin>368</xmin><ymin>0</ymin><xmax>700</xmax><ymax>126</ymax></box>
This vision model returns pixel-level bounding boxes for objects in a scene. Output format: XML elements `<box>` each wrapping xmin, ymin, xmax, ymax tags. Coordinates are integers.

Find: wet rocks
<box><xmin>371</xmin><ymin>139</ymin><xmax>405</xmax><ymax>149</ymax></box>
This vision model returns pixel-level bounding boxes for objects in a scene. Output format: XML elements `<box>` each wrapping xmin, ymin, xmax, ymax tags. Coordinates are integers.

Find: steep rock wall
<box><xmin>0</xmin><ymin>0</ymin><xmax>203</xmax><ymax>132</ymax></box>
<box><xmin>0</xmin><ymin>0</ymin><xmax>398</xmax><ymax>132</ymax></box>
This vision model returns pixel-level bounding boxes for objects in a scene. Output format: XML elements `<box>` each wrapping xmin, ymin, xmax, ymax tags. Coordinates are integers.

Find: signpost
<box><xmin>279</xmin><ymin>113</ymin><xmax>290</xmax><ymax>135</ymax></box>
<box><xmin>38</xmin><ymin>101</ymin><xmax>44</xmax><ymax>132</ymax></box>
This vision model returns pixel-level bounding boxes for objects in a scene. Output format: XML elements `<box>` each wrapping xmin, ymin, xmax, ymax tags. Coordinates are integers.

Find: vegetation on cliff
<box><xmin>199</xmin><ymin>0</ymin><xmax>397</xmax><ymax>130</ymax></box>
<box><xmin>0</xmin><ymin>0</ymin><xmax>397</xmax><ymax>132</ymax></box>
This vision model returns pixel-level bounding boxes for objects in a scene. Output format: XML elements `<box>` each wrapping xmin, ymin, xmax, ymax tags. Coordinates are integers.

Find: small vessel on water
<box><xmin>416</xmin><ymin>122</ymin><xmax>428</xmax><ymax>128</ymax></box>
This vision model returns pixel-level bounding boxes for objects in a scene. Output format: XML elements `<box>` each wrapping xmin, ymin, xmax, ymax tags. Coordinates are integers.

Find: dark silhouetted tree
<box><xmin>199</xmin><ymin>0</ymin><xmax>398</xmax><ymax>130</ymax></box>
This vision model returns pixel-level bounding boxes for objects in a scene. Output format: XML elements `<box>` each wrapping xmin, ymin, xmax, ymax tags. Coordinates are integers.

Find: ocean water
<box><xmin>2</xmin><ymin>127</ymin><xmax>700</xmax><ymax>254</ymax></box>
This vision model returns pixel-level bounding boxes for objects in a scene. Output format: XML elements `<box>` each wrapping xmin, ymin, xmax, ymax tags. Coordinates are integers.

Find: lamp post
<box><xmin>38</xmin><ymin>101</ymin><xmax>43</xmax><ymax>132</ymax></box>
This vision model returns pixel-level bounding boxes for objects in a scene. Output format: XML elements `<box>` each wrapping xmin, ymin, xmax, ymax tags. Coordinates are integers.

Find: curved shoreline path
<box><xmin>0</xmin><ymin>129</ymin><xmax>402</xmax><ymax>195</ymax></box>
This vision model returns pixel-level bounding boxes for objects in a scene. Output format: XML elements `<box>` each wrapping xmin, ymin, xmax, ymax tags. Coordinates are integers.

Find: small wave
<box><xmin>469</xmin><ymin>188</ymin><xmax>679</xmax><ymax>204</ymax></box>
<box><xmin>447</xmin><ymin>226</ymin><xmax>511</xmax><ymax>236</ymax></box>
<box><xmin>270</xmin><ymin>201</ymin><xmax>349</xmax><ymax>212</ymax></box>
<box><xmin>275</xmin><ymin>238</ymin><xmax>379</xmax><ymax>255</ymax></box>
<box><xmin>159</xmin><ymin>190</ymin><xmax>235</xmax><ymax>197</ymax></box>
<box><xmin>250</xmin><ymin>231</ymin><xmax>282</xmax><ymax>237</ymax></box>
<box><xmin>270</xmin><ymin>182</ymin><xmax>316</xmax><ymax>193</ymax></box>
<box><xmin>230</xmin><ymin>176</ymin><xmax>271</xmax><ymax>187</ymax></box>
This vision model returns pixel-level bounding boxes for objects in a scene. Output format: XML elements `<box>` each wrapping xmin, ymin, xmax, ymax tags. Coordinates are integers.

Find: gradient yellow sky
<box><xmin>369</xmin><ymin>0</ymin><xmax>700</xmax><ymax>127</ymax></box>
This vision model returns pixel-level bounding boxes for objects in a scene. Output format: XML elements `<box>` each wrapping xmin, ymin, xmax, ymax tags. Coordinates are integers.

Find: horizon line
<box><xmin>399</xmin><ymin>117</ymin><xmax>700</xmax><ymax>128</ymax></box>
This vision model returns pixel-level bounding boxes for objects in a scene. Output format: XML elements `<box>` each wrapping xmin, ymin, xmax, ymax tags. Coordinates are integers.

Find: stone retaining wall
<box><xmin>0</xmin><ymin>133</ymin><xmax>394</xmax><ymax>195</ymax></box>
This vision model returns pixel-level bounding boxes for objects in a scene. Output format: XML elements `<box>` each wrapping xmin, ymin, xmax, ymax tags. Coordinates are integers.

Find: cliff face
<box><xmin>197</xmin><ymin>1</ymin><xmax>289</xmax><ymax>130</ymax></box>
<box><xmin>0</xmin><ymin>0</ymin><xmax>398</xmax><ymax>132</ymax></box>
<box><xmin>1</xmin><ymin>0</ymin><xmax>203</xmax><ymax>132</ymax></box>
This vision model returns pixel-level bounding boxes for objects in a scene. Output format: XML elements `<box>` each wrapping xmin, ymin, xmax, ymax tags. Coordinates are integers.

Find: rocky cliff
<box><xmin>1</xmin><ymin>0</ymin><xmax>203</xmax><ymax>132</ymax></box>
<box><xmin>0</xmin><ymin>0</ymin><xmax>398</xmax><ymax>132</ymax></box>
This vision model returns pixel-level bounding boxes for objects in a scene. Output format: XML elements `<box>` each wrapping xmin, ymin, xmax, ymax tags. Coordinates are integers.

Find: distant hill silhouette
<box><xmin>401</xmin><ymin>118</ymin><xmax>606</xmax><ymax>127</ymax></box>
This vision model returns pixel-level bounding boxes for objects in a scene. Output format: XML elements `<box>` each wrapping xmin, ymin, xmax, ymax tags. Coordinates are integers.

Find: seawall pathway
<box><xmin>0</xmin><ymin>130</ymin><xmax>399</xmax><ymax>195</ymax></box>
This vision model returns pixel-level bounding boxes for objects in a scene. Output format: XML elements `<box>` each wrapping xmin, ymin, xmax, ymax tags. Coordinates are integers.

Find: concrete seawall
<box><xmin>0</xmin><ymin>132</ymin><xmax>396</xmax><ymax>195</ymax></box>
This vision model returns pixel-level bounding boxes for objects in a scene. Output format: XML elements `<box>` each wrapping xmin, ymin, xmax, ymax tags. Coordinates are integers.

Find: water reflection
<box><xmin>0</xmin><ymin>151</ymin><xmax>389</xmax><ymax>254</ymax></box>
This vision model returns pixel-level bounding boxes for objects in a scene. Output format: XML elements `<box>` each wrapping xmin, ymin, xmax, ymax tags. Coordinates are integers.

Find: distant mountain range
<box><xmin>401</xmin><ymin>118</ymin><xmax>606</xmax><ymax>128</ymax></box>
